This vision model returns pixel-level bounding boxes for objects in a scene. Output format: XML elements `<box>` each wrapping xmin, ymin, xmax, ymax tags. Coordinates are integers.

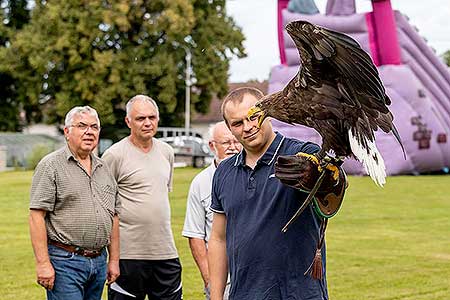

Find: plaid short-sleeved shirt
<box><xmin>30</xmin><ymin>145</ymin><xmax>119</xmax><ymax>249</ymax></box>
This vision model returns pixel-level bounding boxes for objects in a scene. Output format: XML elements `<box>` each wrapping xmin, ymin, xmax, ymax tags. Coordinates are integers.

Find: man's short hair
<box><xmin>64</xmin><ymin>106</ymin><xmax>100</xmax><ymax>128</ymax></box>
<box><xmin>221</xmin><ymin>87</ymin><xmax>264</xmax><ymax>123</ymax></box>
<box><xmin>207</xmin><ymin>123</ymin><xmax>216</xmax><ymax>143</ymax></box>
<box><xmin>206</xmin><ymin>121</ymin><xmax>227</xmax><ymax>142</ymax></box>
<box><xmin>126</xmin><ymin>95</ymin><xmax>160</xmax><ymax>119</ymax></box>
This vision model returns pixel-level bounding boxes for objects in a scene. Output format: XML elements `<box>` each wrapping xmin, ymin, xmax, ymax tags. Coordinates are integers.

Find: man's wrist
<box><xmin>36</xmin><ymin>258</ymin><xmax>51</xmax><ymax>266</ymax></box>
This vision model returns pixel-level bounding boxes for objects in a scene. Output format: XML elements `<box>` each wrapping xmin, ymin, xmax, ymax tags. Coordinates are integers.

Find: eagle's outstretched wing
<box><xmin>289</xmin><ymin>21</ymin><xmax>390</xmax><ymax>111</ymax></box>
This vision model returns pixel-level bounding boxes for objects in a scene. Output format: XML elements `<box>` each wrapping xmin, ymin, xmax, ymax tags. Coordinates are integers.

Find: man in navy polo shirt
<box><xmin>208</xmin><ymin>87</ymin><xmax>347</xmax><ymax>300</ymax></box>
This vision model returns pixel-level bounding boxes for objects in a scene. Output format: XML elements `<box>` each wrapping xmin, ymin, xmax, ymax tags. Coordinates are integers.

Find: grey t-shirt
<box><xmin>102</xmin><ymin>137</ymin><xmax>178</xmax><ymax>260</ymax></box>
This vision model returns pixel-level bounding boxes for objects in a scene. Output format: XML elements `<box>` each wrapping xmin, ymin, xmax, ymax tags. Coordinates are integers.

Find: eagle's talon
<box><xmin>295</xmin><ymin>152</ymin><xmax>340</xmax><ymax>180</ymax></box>
<box><xmin>325</xmin><ymin>163</ymin><xmax>339</xmax><ymax>181</ymax></box>
<box><xmin>296</xmin><ymin>152</ymin><xmax>320</xmax><ymax>164</ymax></box>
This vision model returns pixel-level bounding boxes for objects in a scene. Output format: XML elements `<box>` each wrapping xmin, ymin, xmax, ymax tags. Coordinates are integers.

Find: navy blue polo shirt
<box><xmin>211</xmin><ymin>133</ymin><xmax>328</xmax><ymax>300</ymax></box>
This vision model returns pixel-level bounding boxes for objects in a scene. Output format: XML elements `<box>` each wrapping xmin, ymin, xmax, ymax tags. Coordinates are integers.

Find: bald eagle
<box><xmin>248</xmin><ymin>20</ymin><xmax>404</xmax><ymax>186</ymax></box>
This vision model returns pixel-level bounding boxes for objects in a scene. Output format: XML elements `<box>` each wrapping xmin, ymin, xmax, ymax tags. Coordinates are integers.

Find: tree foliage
<box><xmin>444</xmin><ymin>50</ymin><xmax>450</xmax><ymax>67</ymax></box>
<box><xmin>3</xmin><ymin>0</ymin><xmax>245</xmax><ymax>134</ymax></box>
<box><xmin>0</xmin><ymin>0</ymin><xmax>30</xmax><ymax>131</ymax></box>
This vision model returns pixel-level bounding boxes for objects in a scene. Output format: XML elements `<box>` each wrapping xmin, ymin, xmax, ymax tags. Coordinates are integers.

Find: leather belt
<box><xmin>48</xmin><ymin>240</ymin><xmax>104</xmax><ymax>258</ymax></box>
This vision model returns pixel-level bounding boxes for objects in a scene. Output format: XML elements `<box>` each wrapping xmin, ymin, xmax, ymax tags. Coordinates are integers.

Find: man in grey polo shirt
<box><xmin>182</xmin><ymin>121</ymin><xmax>241</xmax><ymax>299</ymax></box>
<box><xmin>29</xmin><ymin>106</ymin><xmax>120</xmax><ymax>300</ymax></box>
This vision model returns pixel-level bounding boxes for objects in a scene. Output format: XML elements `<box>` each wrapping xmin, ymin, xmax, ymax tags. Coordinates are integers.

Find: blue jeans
<box><xmin>46</xmin><ymin>244</ymin><xmax>107</xmax><ymax>300</ymax></box>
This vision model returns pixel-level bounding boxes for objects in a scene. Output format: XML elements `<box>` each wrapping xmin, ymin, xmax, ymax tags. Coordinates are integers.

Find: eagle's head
<box><xmin>247</xmin><ymin>100</ymin><xmax>267</xmax><ymax>129</ymax></box>
<box><xmin>247</xmin><ymin>91</ymin><xmax>287</xmax><ymax>128</ymax></box>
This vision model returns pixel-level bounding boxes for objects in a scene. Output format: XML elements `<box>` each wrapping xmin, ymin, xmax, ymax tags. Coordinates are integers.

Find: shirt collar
<box><xmin>64</xmin><ymin>144</ymin><xmax>75</xmax><ymax>161</ymax></box>
<box><xmin>234</xmin><ymin>132</ymin><xmax>285</xmax><ymax>167</ymax></box>
<box><xmin>64</xmin><ymin>144</ymin><xmax>102</xmax><ymax>169</ymax></box>
<box><xmin>234</xmin><ymin>150</ymin><xmax>245</xmax><ymax>167</ymax></box>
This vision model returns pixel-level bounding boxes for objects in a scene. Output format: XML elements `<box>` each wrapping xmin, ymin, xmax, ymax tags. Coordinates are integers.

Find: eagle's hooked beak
<box><xmin>247</xmin><ymin>105</ymin><xmax>267</xmax><ymax>129</ymax></box>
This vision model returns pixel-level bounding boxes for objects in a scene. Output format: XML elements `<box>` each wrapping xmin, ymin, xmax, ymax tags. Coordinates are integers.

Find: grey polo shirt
<box><xmin>182</xmin><ymin>163</ymin><xmax>216</xmax><ymax>244</ymax></box>
<box><xmin>30</xmin><ymin>145</ymin><xmax>119</xmax><ymax>249</ymax></box>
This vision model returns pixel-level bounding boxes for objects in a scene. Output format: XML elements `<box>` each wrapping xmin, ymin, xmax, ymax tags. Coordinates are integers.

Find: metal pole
<box><xmin>184</xmin><ymin>47</ymin><xmax>191</xmax><ymax>136</ymax></box>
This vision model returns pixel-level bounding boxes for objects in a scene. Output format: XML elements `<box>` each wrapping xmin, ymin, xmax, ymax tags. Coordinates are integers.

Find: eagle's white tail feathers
<box><xmin>348</xmin><ymin>130</ymin><xmax>386</xmax><ymax>186</ymax></box>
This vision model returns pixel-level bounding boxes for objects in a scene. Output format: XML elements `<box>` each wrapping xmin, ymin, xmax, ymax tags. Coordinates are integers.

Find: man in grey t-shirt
<box><xmin>182</xmin><ymin>121</ymin><xmax>241</xmax><ymax>299</ymax></box>
<box><xmin>103</xmin><ymin>95</ymin><xmax>181</xmax><ymax>300</ymax></box>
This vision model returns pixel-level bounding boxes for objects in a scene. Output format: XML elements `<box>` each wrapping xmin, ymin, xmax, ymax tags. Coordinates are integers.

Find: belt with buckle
<box><xmin>48</xmin><ymin>240</ymin><xmax>104</xmax><ymax>258</ymax></box>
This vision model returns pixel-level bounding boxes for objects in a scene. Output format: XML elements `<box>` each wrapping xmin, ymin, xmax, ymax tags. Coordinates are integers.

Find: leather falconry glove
<box><xmin>275</xmin><ymin>154</ymin><xmax>348</xmax><ymax>218</ymax></box>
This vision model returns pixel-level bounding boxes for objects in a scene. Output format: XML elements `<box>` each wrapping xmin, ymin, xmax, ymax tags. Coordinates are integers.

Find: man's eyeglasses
<box><xmin>213</xmin><ymin>140</ymin><xmax>240</xmax><ymax>147</ymax></box>
<box><xmin>70</xmin><ymin>122</ymin><xmax>100</xmax><ymax>132</ymax></box>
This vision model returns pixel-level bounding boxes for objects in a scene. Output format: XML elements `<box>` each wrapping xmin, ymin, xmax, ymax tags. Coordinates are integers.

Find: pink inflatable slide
<box><xmin>270</xmin><ymin>0</ymin><xmax>450</xmax><ymax>175</ymax></box>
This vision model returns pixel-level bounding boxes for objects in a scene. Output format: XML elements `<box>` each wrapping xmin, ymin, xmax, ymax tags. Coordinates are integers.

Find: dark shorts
<box><xmin>108</xmin><ymin>258</ymin><xmax>182</xmax><ymax>300</ymax></box>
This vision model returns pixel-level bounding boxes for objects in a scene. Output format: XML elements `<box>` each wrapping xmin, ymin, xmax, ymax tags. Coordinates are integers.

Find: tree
<box><xmin>4</xmin><ymin>0</ymin><xmax>245</xmax><ymax>136</ymax></box>
<box><xmin>444</xmin><ymin>50</ymin><xmax>450</xmax><ymax>67</ymax></box>
<box><xmin>0</xmin><ymin>0</ymin><xmax>30</xmax><ymax>131</ymax></box>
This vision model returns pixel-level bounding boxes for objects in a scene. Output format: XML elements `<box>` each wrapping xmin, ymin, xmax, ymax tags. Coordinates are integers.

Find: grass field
<box><xmin>0</xmin><ymin>169</ymin><xmax>449</xmax><ymax>299</ymax></box>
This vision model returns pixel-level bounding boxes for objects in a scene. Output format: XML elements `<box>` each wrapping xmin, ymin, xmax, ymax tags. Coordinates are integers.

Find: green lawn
<box><xmin>0</xmin><ymin>170</ymin><xmax>449</xmax><ymax>299</ymax></box>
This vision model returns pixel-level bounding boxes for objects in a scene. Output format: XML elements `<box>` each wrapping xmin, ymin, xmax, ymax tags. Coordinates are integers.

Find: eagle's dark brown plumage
<box><xmin>248</xmin><ymin>20</ymin><xmax>404</xmax><ymax>186</ymax></box>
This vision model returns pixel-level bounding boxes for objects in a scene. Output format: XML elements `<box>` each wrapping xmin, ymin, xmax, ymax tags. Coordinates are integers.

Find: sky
<box><xmin>226</xmin><ymin>0</ymin><xmax>450</xmax><ymax>82</ymax></box>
